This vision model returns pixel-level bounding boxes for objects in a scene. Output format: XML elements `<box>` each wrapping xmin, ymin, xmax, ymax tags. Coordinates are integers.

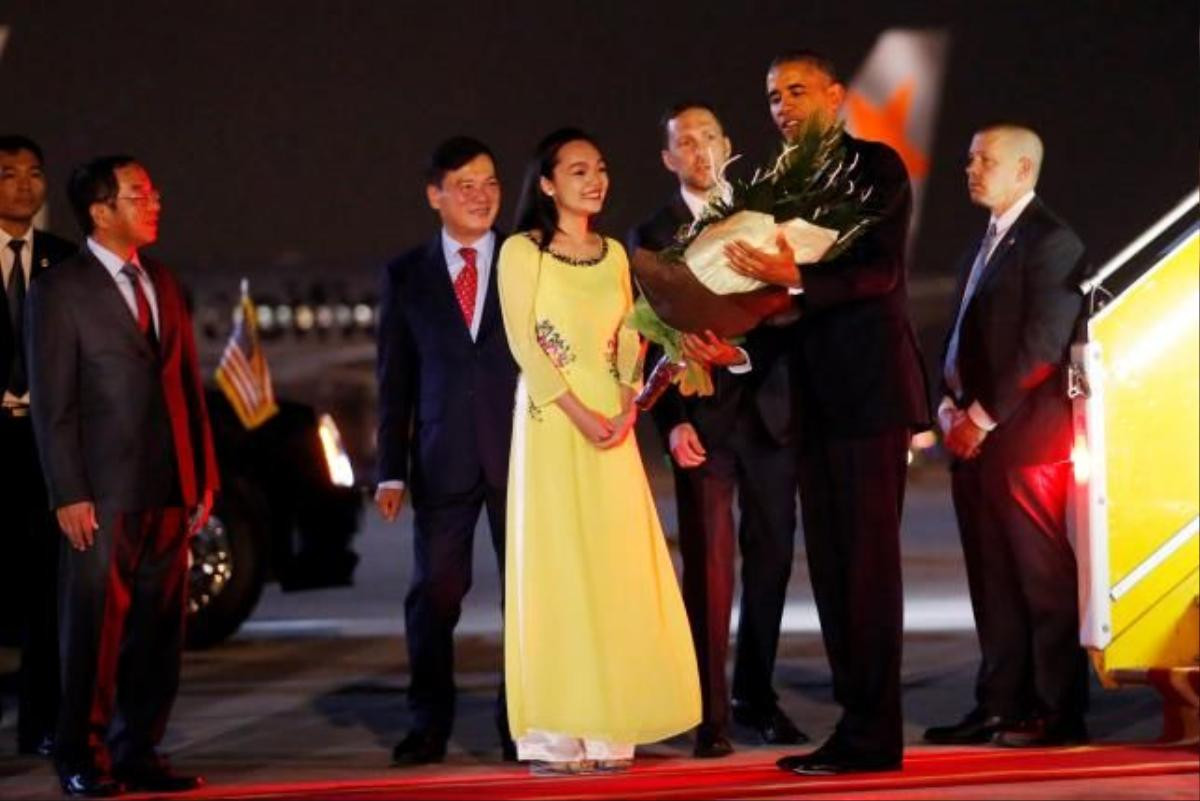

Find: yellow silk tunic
<box><xmin>498</xmin><ymin>233</ymin><xmax>700</xmax><ymax>745</ymax></box>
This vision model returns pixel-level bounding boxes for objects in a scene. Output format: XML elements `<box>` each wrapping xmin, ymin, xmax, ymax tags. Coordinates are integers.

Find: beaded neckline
<box><xmin>524</xmin><ymin>233</ymin><xmax>609</xmax><ymax>266</ymax></box>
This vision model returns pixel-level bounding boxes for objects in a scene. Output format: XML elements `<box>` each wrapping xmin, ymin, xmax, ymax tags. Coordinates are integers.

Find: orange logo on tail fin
<box><xmin>846</xmin><ymin>81</ymin><xmax>930</xmax><ymax>181</ymax></box>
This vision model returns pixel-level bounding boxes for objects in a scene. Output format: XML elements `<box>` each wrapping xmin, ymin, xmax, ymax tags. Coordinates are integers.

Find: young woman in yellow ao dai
<box><xmin>498</xmin><ymin>129</ymin><xmax>700</xmax><ymax>772</ymax></box>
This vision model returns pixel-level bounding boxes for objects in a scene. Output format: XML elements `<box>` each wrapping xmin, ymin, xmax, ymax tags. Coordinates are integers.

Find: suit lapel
<box><xmin>669</xmin><ymin>192</ymin><xmax>693</xmax><ymax>226</ymax></box>
<box><xmin>80</xmin><ymin>250</ymin><xmax>157</xmax><ymax>361</ymax></box>
<box><xmin>142</xmin><ymin>259</ymin><xmax>173</xmax><ymax>359</ymax></box>
<box><xmin>975</xmin><ymin>199</ymin><xmax>1041</xmax><ymax>296</ymax></box>
<box><xmin>475</xmin><ymin>231</ymin><xmax>503</xmax><ymax>343</ymax></box>
<box><xmin>31</xmin><ymin>231</ymin><xmax>54</xmax><ymax>277</ymax></box>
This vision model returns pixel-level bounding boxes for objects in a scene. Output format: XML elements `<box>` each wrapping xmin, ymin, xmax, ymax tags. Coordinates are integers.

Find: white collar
<box><xmin>989</xmin><ymin>191</ymin><xmax>1037</xmax><ymax>237</ymax></box>
<box><xmin>679</xmin><ymin>185</ymin><xmax>728</xmax><ymax>221</ymax></box>
<box><xmin>0</xmin><ymin>224</ymin><xmax>34</xmax><ymax>251</ymax></box>
<box><xmin>441</xmin><ymin>228</ymin><xmax>494</xmax><ymax>263</ymax></box>
<box><xmin>86</xmin><ymin>237</ymin><xmax>143</xmax><ymax>279</ymax></box>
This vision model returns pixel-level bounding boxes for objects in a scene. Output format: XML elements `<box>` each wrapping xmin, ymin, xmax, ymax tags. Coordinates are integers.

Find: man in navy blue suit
<box><xmin>375</xmin><ymin>137</ymin><xmax>519</xmax><ymax>765</ymax></box>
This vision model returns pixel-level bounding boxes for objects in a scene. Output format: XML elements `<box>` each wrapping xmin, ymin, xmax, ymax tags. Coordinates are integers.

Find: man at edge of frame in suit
<box><xmin>627</xmin><ymin>102</ymin><xmax>805</xmax><ymax>760</ymax></box>
<box><xmin>0</xmin><ymin>134</ymin><xmax>76</xmax><ymax>758</ymax></box>
<box><xmin>924</xmin><ymin>123</ymin><xmax>1091</xmax><ymax>749</ymax></box>
<box><xmin>28</xmin><ymin>155</ymin><xmax>219</xmax><ymax>797</ymax></box>
<box><xmin>375</xmin><ymin>136</ymin><xmax>520</xmax><ymax>766</ymax></box>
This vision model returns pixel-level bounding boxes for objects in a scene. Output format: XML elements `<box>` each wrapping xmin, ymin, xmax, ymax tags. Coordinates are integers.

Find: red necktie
<box><xmin>454</xmin><ymin>247</ymin><xmax>478</xmax><ymax>328</ymax></box>
<box><xmin>121</xmin><ymin>263</ymin><xmax>158</xmax><ymax>347</ymax></box>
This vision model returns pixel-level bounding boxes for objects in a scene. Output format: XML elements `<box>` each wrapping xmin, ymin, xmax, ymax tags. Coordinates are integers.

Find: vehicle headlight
<box><xmin>317</xmin><ymin>413</ymin><xmax>355</xmax><ymax>488</ymax></box>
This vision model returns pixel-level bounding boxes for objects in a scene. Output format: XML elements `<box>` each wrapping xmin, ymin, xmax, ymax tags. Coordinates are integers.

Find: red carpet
<box><xmin>123</xmin><ymin>743</ymin><xmax>1199</xmax><ymax>800</ymax></box>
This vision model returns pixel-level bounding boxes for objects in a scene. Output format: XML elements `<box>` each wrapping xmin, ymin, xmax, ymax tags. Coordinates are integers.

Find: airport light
<box><xmin>317</xmin><ymin>414</ymin><xmax>355</xmax><ymax>488</ymax></box>
<box><xmin>294</xmin><ymin>305</ymin><xmax>315</xmax><ymax>332</ymax></box>
<box><xmin>353</xmin><ymin>303</ymin><xmax>373</xmax><ymax>329</ymax></box>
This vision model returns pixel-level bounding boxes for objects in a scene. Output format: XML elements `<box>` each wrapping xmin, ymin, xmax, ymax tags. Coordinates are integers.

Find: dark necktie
<box><xmin>121</xmin><ymin>263</ymin><xmax>159</xmax><ymax>349</ymax></box>
<box><xmin>6</xmin><ymin>239</ymin><xmax>27</xmax><ymax>396</ymax></box>
<box><xmin>454</xmin><ymin>247</ymin><xmax>478</xmax><ymax>329</ymax></box>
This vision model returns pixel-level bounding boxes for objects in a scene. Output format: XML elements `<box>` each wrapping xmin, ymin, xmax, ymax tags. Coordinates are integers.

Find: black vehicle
<box><xmin>0</xmin><ymin>391</ymin><xmax>362</xmax><ymax>652</ymax></box>
<box><xmin>186</xmin><ymin>389</ymin><xmax>362</xmax><ymax>647</ymax></box>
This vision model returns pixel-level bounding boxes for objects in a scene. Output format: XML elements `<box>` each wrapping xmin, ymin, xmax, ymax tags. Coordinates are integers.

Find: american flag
<box><xmin>214</xmin><ymin>279</ymin><xmax>278</xmax><ymax>429</ymax></box>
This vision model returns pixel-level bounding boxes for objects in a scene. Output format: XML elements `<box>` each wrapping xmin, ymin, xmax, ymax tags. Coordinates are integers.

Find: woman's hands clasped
<box><xmin>600</xmin><ymin>404</ymin><xmax>637</xmax><ymax>449</ymax></box>
<box><xmin>557</xmin><ymin>390</ymin><xmax>637</xmax><ymax>450</ymax></box>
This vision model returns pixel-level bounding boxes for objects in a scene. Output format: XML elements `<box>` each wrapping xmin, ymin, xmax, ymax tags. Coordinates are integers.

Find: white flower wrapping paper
<box><xmin>682</xmin><ymin>210</ymin><xmax>839</xmax><ymax>295</ymax></box>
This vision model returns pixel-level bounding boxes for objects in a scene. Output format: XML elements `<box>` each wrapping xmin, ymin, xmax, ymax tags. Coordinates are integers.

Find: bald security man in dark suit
<box><xmin>925</xmin><ymin>124</ymin><xmax>1090</xmax><ymax>749</ymax></box>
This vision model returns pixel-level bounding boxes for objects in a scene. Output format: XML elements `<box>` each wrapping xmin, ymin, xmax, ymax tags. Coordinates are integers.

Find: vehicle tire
<box><xmin>185</xmin><ymin>479</ymin><xmax>269</xmax><ymax>649</ymax></box>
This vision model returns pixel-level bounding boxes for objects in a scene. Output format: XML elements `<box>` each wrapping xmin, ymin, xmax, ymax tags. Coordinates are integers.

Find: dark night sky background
<box><xmin>2</xmin><ymin>0</ymin><xmax>1197</xmax><ymax>313</ymax></box>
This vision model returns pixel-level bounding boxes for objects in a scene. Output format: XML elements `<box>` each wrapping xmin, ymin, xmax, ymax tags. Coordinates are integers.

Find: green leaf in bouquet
<box><xmin>653</xmin><ymin>117</ymin><xmax>881</xmax><ymax>306</ymax></box>
<box><xmin>626</xmin><ymin>296</ymin><xmax>683</xmax><ymax>362</ymax></box>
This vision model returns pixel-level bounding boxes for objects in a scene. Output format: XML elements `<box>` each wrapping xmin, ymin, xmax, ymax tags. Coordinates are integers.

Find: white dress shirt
<box><xmin>87</xmin><ymin>238</ymin><xmax>161</xmax><ymax>337</ymax></box>
<box><xmin>938</xmin><ymin>190</ymin><xmax>1038</xmax><ymax>433</ymax></box>
<box><xmin>2</xmin><ymin>225</ymin><xmax>35</xmax><ymax>406</ymax></box>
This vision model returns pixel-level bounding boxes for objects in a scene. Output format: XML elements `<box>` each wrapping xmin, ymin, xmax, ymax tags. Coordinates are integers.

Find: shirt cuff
<box><xmin>936</xmin><ymin>396</ymin><xmax>957</xmax><ymax>435</ymax></box>
<box><xmin>787</xmin><ymin>286</ymin><xmax>804</xmax><ymax>295</ymax></box>
<box><xmin>377</xmin><ymin>480</ymin><xmax>405</xmax><ymax>490</ymax></box>
<box><xmin>727</xmin><ymin>348</ymin><xmax>752</xmax><ymax>374</ymax></box>
<box><xmin>966</xmin><ymin>401</ymin><xmax>998</xmax><ymax>432</ymax></box>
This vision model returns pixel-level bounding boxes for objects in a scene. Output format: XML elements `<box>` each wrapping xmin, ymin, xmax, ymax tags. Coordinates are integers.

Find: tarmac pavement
<box><xmin>0</xmin><ymin>448</ymin><xmax>1187</xmax><ymax>799</ymax></box>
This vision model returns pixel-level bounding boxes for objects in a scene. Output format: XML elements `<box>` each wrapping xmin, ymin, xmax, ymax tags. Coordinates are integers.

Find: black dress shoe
<box><xmin>924</xmin><ymin>708</ymin><xmax>1008</xmax><ymax>745</ymax></box>
<box><xmin>391</xmin><ymin>730</ymin><xmax>447</xmax><ymax>766</ymax></box>
<box><xmin>776</xmin><ymin>742</ymin><xmax>901</xmax><ymax>775</ymax></box>
<box><xmin>17</xmin><ymin>733</ymin><xmax>55</xmax><ymax>757</ymax></box>
<box><xmin>113</xmin><ymin>757</ymin><xmax>205</xmax><ymax>793</ymax></box>
<box><xmin>500</xmin><ymin>736</ymin><xmax>518</xmax><ymax>763</ymax></box>
<box><xmin>992</xmin><ymin>716</ymin><xmax>1088</xmax><ymax>748</ymax></box>
<box><xmin>693</xmin><ymin>729</ymin><xmax>734</xmax><ymax>759</ymax></box>
<box><xmin>733</xmin><ymin>703</ymin><xmax>809</xmax><ymax>745</ymax></box>
<box><xmin>58</xmin><ymin>767</ymin><xmax>122</xmax><ymax>798</ymax></box>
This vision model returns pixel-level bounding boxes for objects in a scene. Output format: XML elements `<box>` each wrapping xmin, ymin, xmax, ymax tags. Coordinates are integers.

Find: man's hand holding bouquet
<box><xmin>627</xmin><ymin>119</ymin><xmax>879</xmax><ymax>408</ymax></box>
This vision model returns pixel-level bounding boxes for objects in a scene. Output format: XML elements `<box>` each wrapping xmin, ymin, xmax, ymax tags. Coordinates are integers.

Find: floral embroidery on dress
<box><xmin>536</xmin><ymin>319</ymin><xmax>575</xmax><ymax>368</ymax></box>
<box><xmin>527</xmin><ymin>398</ymin><xmax>544</xmax><ymax>422</ymax></box>
<box><xmin>605</xmin><ymin>334</ymin><xmax>620</xmax><ymax>381</ymax></box>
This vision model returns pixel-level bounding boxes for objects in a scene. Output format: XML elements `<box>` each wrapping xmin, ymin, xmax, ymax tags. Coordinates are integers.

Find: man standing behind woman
<box><xmin>497</xmin><ymin>128</ymin><xmax>700</xmax><ymax>774</ymax></box>
<box><xmin>629</xmin><ymin>104</ymin><xmax>803</xmax><ymax>759</ymax></box>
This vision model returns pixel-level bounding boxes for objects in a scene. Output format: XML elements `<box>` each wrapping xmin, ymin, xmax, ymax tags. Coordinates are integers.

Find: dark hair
<box><xmin>426</xmin><ymin>136</ymin><xmax>495</xmax><ymax>187</ymax></box>
<box><xmin>659</xmin><ymin>101</ymin><xmax>722</xmax><ymax>148</ymax></box>
<box><xmin>0</xmin><ymin>134</ymin><xmax>44</xmax><ymax>164</ymax></box>
<box><xmin>513</xmin><ymin>127</ymin><xmax>602</xmax><ymax>251</ymax></box>
<box><xmin>769</xmin><ymin>49</ymin><xmax>841</xmax><ymax>85</ymax></box>
<box><xmin>67</xmin><ymin>155</ymin><xmax>137</xmax><ymax>235</ymax></box>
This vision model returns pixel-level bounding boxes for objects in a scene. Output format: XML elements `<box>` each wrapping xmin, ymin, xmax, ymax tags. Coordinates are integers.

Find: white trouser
<box><xmin>517</xmin><ymin>730</ymin><xmax>635</xmax><ymax>762</ymax></box>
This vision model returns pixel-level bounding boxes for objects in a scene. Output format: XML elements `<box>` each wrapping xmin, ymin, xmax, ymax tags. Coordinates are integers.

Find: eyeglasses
<box><xmin>114</xmin><ymin>189</ymin><xmax>162</xmax><ymax>207</ymax></box>
<box><xmin>445</xmin><ymin>181</ymin><xmax>499</xmax><ymax>200</ymax></box>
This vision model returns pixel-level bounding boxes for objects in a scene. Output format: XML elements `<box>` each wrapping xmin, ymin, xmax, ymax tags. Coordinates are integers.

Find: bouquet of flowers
<box><xmin>628</xmin><ymin>119</ymin><xmax>879</xmax><ymax>409</ymax></box>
